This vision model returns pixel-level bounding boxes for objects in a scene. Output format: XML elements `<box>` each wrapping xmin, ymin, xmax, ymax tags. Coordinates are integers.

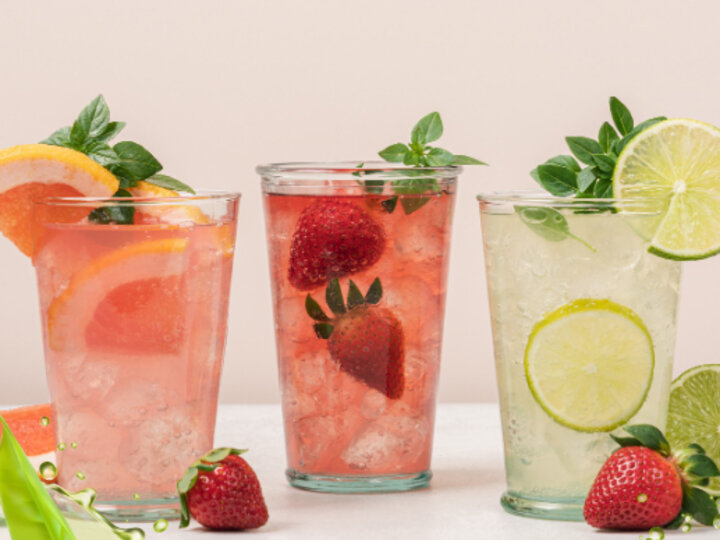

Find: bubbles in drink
<box><xmin>153</xmin><ymin>519</ymin><xmax>168</xmax><ymax>532</ymax></box>
<box><xmin>40</xmin><ymin>416</ymin><xmax>50</xmax><ymax>426</ymax></box>
<box><xmin>39</xmin><ymin>461</ymin><xmax>57</xmax><ymax>482</ymax></box>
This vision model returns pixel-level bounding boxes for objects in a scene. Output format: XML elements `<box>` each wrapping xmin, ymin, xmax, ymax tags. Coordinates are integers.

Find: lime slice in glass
<box><xmin>613</xmin><ymin>118</ymin><xmax>720</xmax><ymax>260</ymax></box>
<box><xmin>667</xmin><ymin>364</ymin><xmax>720</xmax><ymax>495</ymax></box>
<box><xmin>525</xmin><ymin>298</ymin><xmax>654</xmax><ymax>432</ymax></box>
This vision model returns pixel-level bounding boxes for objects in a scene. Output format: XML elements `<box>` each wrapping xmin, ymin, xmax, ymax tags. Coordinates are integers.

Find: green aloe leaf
<box><xmin>0</xmin><ymin>417</ymin><xmax>76</xmax><ymax>540</ymax></box>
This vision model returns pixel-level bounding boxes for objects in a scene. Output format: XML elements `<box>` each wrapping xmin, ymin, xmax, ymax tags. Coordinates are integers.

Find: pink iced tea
<box><xmin>262</xmin><ymin>165</ymin><xmax>457</xmax><ymax>492</ymax></box>
<box><xmin>33</xmin><ymin>194</ymin><xmax>238</xmax><ymax>519</ymax></box>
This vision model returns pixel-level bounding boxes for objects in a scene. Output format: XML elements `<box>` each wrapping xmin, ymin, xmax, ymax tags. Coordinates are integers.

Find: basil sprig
<box><xmin>42</xmin><ymin>95</ymin><xmax>195</xmax><ymax>224</ymax></box>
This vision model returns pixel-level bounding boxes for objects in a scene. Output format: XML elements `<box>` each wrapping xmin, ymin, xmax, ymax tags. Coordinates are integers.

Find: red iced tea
<box><xmin>262</xmin><ymin>169</ymin><xmax>457</xmax><ymax>490</ymax></box>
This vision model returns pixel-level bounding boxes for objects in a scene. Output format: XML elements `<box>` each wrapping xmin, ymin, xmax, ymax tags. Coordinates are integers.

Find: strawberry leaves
<box><xmin>305</xmin><ymin>278</ymin><xmax>384</xmax><ymax>340</ymax></box>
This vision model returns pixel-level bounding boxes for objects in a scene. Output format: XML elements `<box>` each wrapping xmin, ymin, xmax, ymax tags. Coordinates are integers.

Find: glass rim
<box><xmin>257</xmin><ymin>161</ymin><xmax>462</xmax><ymax>182</ymax></box>
<box><xmin>34</xmin><ymin>190</ymin><xmax>241</xmax><ymax>207</ymax></box>
<box><xmin>477</xmin><ymin>190</ymin><xmax>665</xmax><ymax>209</ymax></box>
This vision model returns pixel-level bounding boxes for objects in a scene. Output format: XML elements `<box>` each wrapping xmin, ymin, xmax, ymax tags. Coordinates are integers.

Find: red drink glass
<box><xmin>32</xmin><ymin>192</ymin><xmax>239</xmax><ymax>521</ymax></box>
<box><xmin>259</xmin><ymin>162</ymin><xmax>459</xmax><ymax>492</ymax></box>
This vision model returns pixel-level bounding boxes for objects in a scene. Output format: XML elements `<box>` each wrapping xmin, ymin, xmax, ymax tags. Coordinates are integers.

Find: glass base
<box><xmin>287</xmin><ymin>469</ymin><xmax>432</xmax><ymax>493</ymax></box>
<box><xmin>94</xmin><ymin>497</ymin><xmax>181</xmax><ymax>522</ymax></box>
<box><xmin>500</xmin><ymin>491</ymin><xmax>584</xmax><ymax>521</ymax></box>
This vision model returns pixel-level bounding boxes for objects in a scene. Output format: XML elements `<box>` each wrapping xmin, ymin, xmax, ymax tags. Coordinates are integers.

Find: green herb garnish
<box><xmin>41</xmin><ymin>95</ymin><xmax>195</xmax><ymax>224</ymax></box>
<box><xmin>531</xmin><ymin>97</ymin><xmax>666</xmax><ymax>198</ymax></box>
<box><xmin>515</xmin><ymin>206</ymin><xmax>595</xmax><ymax>252</ymax></box>
<box><xmin>374</xmin><ymin>112</ymin><xmax>486</xmax><ymax>214</ymax></box>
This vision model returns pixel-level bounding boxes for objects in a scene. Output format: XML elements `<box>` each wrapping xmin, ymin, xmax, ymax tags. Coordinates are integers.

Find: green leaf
<box><xmin>452</xmin><ymin>154</ymin><xmax>487</xmax><ymax>165</ymax></box>
<box><xmin>411</xmin><ymin>112</ymin><xmax>443</xmax><ymax>145</ymax></box>
<box><xmin>598</xmin><ymin>122</ymin><xmax>619</xmax><ymax>153</ymax></box>
<box><xmin>663</xmin><ymin>512</ymin><xmax>685</xmax><ymax>529</ymax></box>
<box><xmin>392</xmin><ymin>177</ymin><xmax>439</xmax><ymax>195</ymax></box>
<box><xmin>76</xmin><ymin>95</ymin><xmax>110</xmax><ymax>139</ymax></box>
<box><xmin>576</xmin><ymin>167</ymin><xmax>597</xmax><ymax>192</ymax></box>
<box><xmin>0</xmin><ymin>416</ymin><xmax>76</xmax><ymax>540</ymax></box>
<box><xmin>425</xmin><ymin>147</ymin><xmax>455</xmax><ymax>166</ymax></box>
<box><xmin>686</xmin><ymin>443</ymin><xmax>706</xmax><ymax>455</ymax></box>
<box><xmin>609</xmin><ymin>96</ymin><xmax>634</xmax><ymax>135</ymax></box>
<box><xmin>87</xmin><ymin>188</ymin><xmax>135</xmax><ymax>225</ymax></box>
<box><xmin>591</xmin><ymin>154</ymin><xmax>615</xmax><ymax>173</ymax></box>
<box><xmin>593</xmin><ymin>178</ymin><xmax>613</xmax><ymax>198</ymax></box>
<box><xmin>201</xmin><ymin>447</ymin><xmax>233</xmax><ymax>463</ymax></box>
<box><xmin>610</xmin><ymin>434</ymin><xmax>642</xmax><ymax>448</ymax></box>
<box><xmin>515</xmin><ymin>206</ymin><xmax>595</xmax><ymax>251</ymax></box>
<box><xmin>565</xmin><ymin>136</ymin><xmax>603</xmax><ymax>165</ymax></box>
<box><xmin>110</xmin><ymin>141</ymin><xmax>162</xmax><ymax>181</ymax></box>
<box><xmin>41</xmin><ymin>127</ymin><xmax>72</xmax><ymax>147</ymax></box>
<box><xmin>145</xmin><ymin>174</ymin><xmax>196</xmax><ymax>194</ymax></box>
<box><xmin>177</xmin><ymin>466</ymin><xmax>199</xmax><ymax>494</ymax></box>
<box><xmin>378</xmin><ymin>143</ymin><xmax>410</xmax><ymax>163</ymax></box>
<box><xmin>365</xmin><ymin>278</ymin><xmax>383</xmax><ymax>304</ymax></box>
<box><xmin>685</xmin><ymin>454</ymin><xmax>720</xmax><ymax>477</ymax></box>
<box><xmin>403</xmin><ymin>151</ymin><xmax>421</xmax><ymax>166</ymax></box>
<box><xmin>69</xmin><ymin>120</ymin><xmax>88</xmax><ymax>147</ymax></box>
<box><xmin>313</xmin><ymin>323</ymin><xmax>334</xmax><ymax>339</ymax></box>
<box><xmin>325</xmin><ymin>278</ymin><xmax>346</xmax><ymax>316</ymax></box>
<box><xmin>346</xmin><ymin>281</ymin><xmax>365</xmax><ymax>309</ymax></box>
<box><xmin>381</xmin><ymin>197</ymin><xmax>398</xmax><ymax>213</ymax></box>
<box><xmin>84</xmin><ymin>141</ymin><xmax>118</xmax><ymax>166</ymax></box>
<box><xmin>305</xmin><ymin>295</ymin><xmax>330</xmax><ymax>321</ymax></box>
<box><xmin>545</xmin><ymin>155</ymin><xmax>581</xmax><ymax>172</ymax></box>
<box><xmin>94</xmin><ymin>121</ymin><xmax>126</xmax><ymax>143</ymax></box>
<box><xmin>623</xmin><ymin>425</ymin><xmax>671</xmax><ymax>455</ymax></box>
<box><xmin>360</xmin><ymin>179</ymin><xmax>386</xmax><ymax>195</ymax></box>
<box><xmin>682</xmin><ymin>484</ymin><xmax>718</xmax><ymax>526</ymax></box>
<box><xmin>401</xmin><ymin>197</ymin><xmax>431</xmax><ymax>215</ymax></box>
<box><xmin>535</xmin><ymin>164</ymin><xmax>578</xmax><ymax>196</ymax></box>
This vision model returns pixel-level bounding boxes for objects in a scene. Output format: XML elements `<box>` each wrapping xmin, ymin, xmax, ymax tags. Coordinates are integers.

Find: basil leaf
<box><xmin>400</xmin><ymin>197</ymin><xmax>430</xmax><ymax>215</ymax></box>
<box><xmin>598</xmin><ymin>122</ymin><xmax>619</xmax><ymax>153</ymax></box>
<box><xmin>41</xmin><ymin>127</ymin><xmax>72</xmax><ymax>147</ymax></box>
<box><xmin>609</xmin><ymin>96</ymin><xmax>634</xmax><ymax>135</ymax></box>
<box><xmin>565</xmin><ymin>136</ymin><xmax>603</xmax><ymax>165</ymax></box>
<box><xmin>425</xmin><ymin>147</ymin><xmax>455</xmax><ymax>166</ymax></box>
<box><xmin>593</xmin><ymin>178</ymin><xmax>613</xmax><ymax>198</ymax></box>
<box><xmin>411</xmin><ymin>111</ymin><xmax>443</xmax><ymax>145</ymax></box>
<box><xmin>515</xmin><ymin>206</ymin><xmax>595</xmax><ymax>251</ymax></box>
<box><xmin>576</xmin><ymin>167</ymin><xmax>597</xmax><ymax>192</ymax></box>
<box><xmin>403</xmin><ymin>152</ymin><xmax>421</xmax><ymax>166</ymax></box>
<box><xmin>76</xmin><ymin>95</ymin><xmax>110</xmax><ymax>139</ymax></box>
<box><xmin>111</xmin><ymin>141</ymin><xmax>162</xmax><ymax>181</ymax></box>
<box><xmin>378</xmin><ymin>143</ymin><xmax>410</xmax><ymax>163</ymax></box>
<box><xmin>591</xmin><ymin>154</ymin><xmax>615</xmax><ymax>174</ymax></box>
<box><xmin>84</xmin><ymin>141</ymin><xmax>118</xmax><ymax>167</ymax></box>
<box><xmin>545</xmin><ymin>155</ymin><xmax>581</xmax><ymax>172</ymax></box>
<box><xmin>392</xmin><ymin>177</ymin><xmax>439</xmax><ymax>195</ymax></box>
<box><xmin>452</xmin><ymin>154</ymin><xmax>486</xmax><ymax>165</ymax></box>
<box><xmin>535</xmin><ymin>164</ymin><xmax>578</xmax><ymax>197</ymax></box>
<box><xmin>94</xmin><ymin>121</ymin><xmax>126</xmax><ymax>143</ymax></box>
<box><xmin>0</xmin><ymin>417</ymin><xmax>76</xmax><ymax>540</ymax></box>
<box><xmin>145</xmin><ymin>174</ymin><xmax>196</xmax><ymax>194</ymax></box>
<box><xmin>69</xmin><ymin>120</ymin><xmax>88</xmax><ymax>148</ymax></box>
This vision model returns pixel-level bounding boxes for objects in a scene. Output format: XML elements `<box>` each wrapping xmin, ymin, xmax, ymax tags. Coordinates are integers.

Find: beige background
<box><xmin>1</xmin><ymin>0</ymin><xmax>719</xmax><ymax>404</ymax></box>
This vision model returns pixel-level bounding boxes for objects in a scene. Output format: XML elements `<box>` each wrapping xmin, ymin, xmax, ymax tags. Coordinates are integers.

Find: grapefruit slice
<box><xmin>0</xmin><ymin>403</ymin><xmax>55</xmax><ymax>456</ymax></box>
<box><xmin>0</xmin><ymin>144</ymin><xmax>119</xmax><ymax>256</ymax></box>
<box><xmin>47</xmin><ymin>238</ymin><xmax>189</xmax><ymax>354</ymax></box>
<box><xmin>128</xmin><ymin>180</ymin><xmax>208</xmax><ymax>225</ymax></box>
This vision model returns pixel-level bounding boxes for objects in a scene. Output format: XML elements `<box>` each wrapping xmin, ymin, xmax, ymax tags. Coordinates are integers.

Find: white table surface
<box><xmin>1</xmin><ymin>403</ymin><xmax>715</xmax><ymax>539</ymax></box>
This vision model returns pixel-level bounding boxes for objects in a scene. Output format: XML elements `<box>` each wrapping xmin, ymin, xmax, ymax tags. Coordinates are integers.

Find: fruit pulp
<box><xmin>264</xmin><ymin>191</ymin><xmax>455</xmax><ymax>491</ymax></box>
<box><xmin>34</xmin><ymin>219</ymin><xmax>236</xmax><ymax>520</ymax></box>
<box><xmin>479</xmin><ymin>203</ymin><xmax>681</xmax><ymax>520</ymax></box>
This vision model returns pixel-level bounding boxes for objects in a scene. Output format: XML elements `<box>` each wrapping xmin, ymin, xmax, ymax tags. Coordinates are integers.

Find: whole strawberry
<box><xmin>584</xmin><ymin>424</ymin><xmax>720</xmax><ymax>531</ymax></box>
<box><xmin>288</xmin><ymin>199</ymin><xmax>385</xmax><ymax>290</ymax></box>
<box><xmin>178</xmin><ymin>448</ymin><xmax>268</xmax><ymax>530</ymax></box>
<box><xmin>306</xmin><ymin>277</ymin><xmax>404</xmax><ymax>398</ymax></box>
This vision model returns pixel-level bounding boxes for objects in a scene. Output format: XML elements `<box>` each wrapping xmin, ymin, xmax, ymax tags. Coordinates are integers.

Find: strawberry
<box><xmin>288</xmin><ymin>199</ymin><xmax>385</xmax><ymax>290</ymax></box>
<box><xmin>306</xmin><ymin>277</ymin><xmax>404</xmax><ymax>398</ymax></box>
<box><xmin>178</xmin><ymin>448</ymin><xmax>268</xmax><ymax>531</ymax></box>
<box><xmin>583</xmin><ymin>424</ymin><xmax>720</xmax><ymax>531</ymax></box>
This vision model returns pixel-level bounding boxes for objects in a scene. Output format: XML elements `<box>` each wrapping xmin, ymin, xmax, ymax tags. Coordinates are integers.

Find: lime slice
<box><xmin>613</xmin><ymin>118</ymin><xmax>720</xmax><ymax>260</ymax></box>
<box><xmin>666</xmin><ymin>364</ymin><xmax>720</xmax><ymax>495</ymax></box>
<box><xmin>525</xmin><ymin>299</ymin><xmax>654</xmax><ymax>432</ymax></box>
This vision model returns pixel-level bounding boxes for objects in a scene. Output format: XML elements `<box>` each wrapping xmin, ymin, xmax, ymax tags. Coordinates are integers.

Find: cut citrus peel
<box><xmin>47</xmin><ymin>238</ymin><xmax>189</xmax><ymax>353</ymax></box>
<box><xmin>525</xmin><ymin>298</ymin><xmax>654</xmax><ymax>432</ymax></box>
<box><xmin>0</xmin><ymin>403</ymin><xmax>55</xmax><ymax>456</ymax></box>
<box><xmin>0</xmin><ymin>144</ymin><xmax>119</xmax><ymax>256</ymax></box>
<box><xmin>613</xmin><ymin>118</ymin><xmax>720</xmax><ymax>260</ymax></box>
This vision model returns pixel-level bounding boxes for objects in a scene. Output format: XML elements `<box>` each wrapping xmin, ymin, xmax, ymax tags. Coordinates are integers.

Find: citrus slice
<box><xmin>128</xmin><ymin>180</ymin><xmax>208</xmax><ymax>225</ymax></box>
<box><xmin>47</xmin><ymin>238</ymin><xmax>189</xmax><ymax>354</ymax></box>
<box><xmin>666</xmin><ymin>364</ymin><xmax>720</xmax><ymax>495</ymax></box>
<box><xmin>525</xmin><ymin>298</ymin><xmax>654</xmax><ymax>432</ymax></box>
<box><xmin>613</xmin><ymin>118</ymin><xmax>720</xmax><ymax>260</ymax></box>
<box><xmin>0</xmin><ymin>144</ymin><xmax>119</xmax><ymax>256</ymax></box>
<box><xmin>0</xmin><ymin>403</ymin><xmax>55</xmax><ymax>456</ymax></box>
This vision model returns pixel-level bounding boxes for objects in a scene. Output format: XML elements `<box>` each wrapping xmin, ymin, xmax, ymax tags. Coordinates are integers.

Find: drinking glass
<box><xmin>32</xmin><ymin>192</ymin><xmax>240</xmax><ymax>521</ymax></box>
<box><xmin>479</xmin><ymin>192</ymin><xmax>681</xmax><ymax>520</ymax></box>
<box><xmin>260</xmin><ymin>162</ymin><xmax>459</xmax><ymax>492</ymax></box>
